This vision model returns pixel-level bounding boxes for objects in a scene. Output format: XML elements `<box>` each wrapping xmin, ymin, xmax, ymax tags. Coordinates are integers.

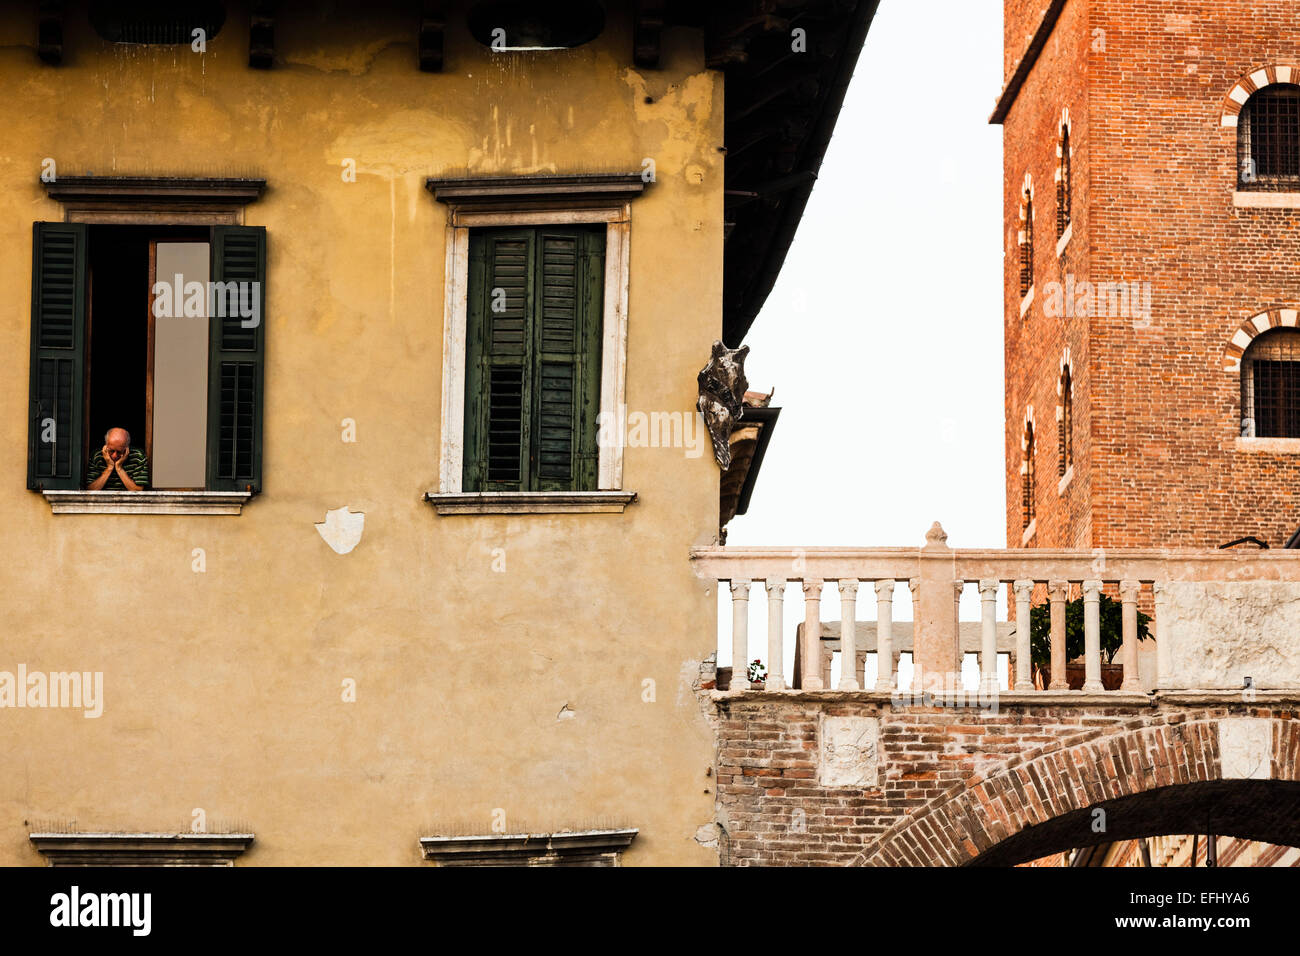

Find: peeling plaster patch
<box><xmin>316</xmin><ymin>507</ymin><xmax>365</xmax><ymax>554</ymax></box>
<box><xmin>557</xmin><ymin>703</ymin><xmax>576</xmax><ymax>721</ymax></box>
<box><xmin>1219</xmin><ymin>718</ymin><xmax>1271</xmax><ymax>779</ymax></box>
<box><xmin>694</xmin><ymin>823</ymin><xmax>721</xmax><ymax>848</ymax></box>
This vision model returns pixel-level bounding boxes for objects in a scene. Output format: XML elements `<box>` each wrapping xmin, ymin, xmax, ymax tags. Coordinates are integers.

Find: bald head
<box><xmin>104</xmin><ymin>428</ymin><xmax>131</xmax><ymax>463</ymax></box>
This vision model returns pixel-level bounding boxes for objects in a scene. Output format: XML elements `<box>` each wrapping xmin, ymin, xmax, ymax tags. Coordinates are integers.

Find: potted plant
<box><xmin>746</xmin><ymin>659</ymin><xmax>767</xmax><ymax>690</ymax></box>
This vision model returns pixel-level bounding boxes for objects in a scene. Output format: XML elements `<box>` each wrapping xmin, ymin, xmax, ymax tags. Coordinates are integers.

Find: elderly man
<box><xmin>86</xmin><ymin>427</ymin><xmax>150</xmax><ymax>491</ymax></box>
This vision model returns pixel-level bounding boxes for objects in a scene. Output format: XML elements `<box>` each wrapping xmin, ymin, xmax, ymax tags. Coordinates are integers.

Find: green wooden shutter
<box><xmin>465</xmin><ymin>228</ymin><xmax>535</xmax><ymax>491</ymax></box>
<box><xmin>206</xmin><ymin>225</ymin><xmax>266</xmax><ymax>492</ymax></box>
<box><xmin>27</xmin><ymin>222</ymin><xmax>88</xmax><ymax>491</ymax></box>
<box><xmin>463</xmin><ymin>226</ymin><xmax>604</xmax><ymax>493</ymax></box>
<box><xmin>533</xmin><ymin>228</ymin><xmax>603</xmax><ymax>491</ymax></box>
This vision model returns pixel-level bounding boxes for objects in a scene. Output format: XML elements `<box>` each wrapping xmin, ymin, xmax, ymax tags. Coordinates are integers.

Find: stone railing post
<box><xmin>837</xmin><ymin>580</ymin><xmax>860</xmax><ymax>690</ymax></box>
<box><xmin>730</xmin><ymin>579</ymin><xmax>751</xmax><ymax>691</ymax></box>
<box><xmin>765</xmin><ymin>577</ymin><xmax>786</xmax><ymax>692</ymax></box>
<box><xmin>1153</xmin><ymin>581</ymin><xmax>1172</xmax><ymax>690</ymax></box>
<box><xmin>875</xmin><ymin>579</ymin><xmax>895</xmax><ymax>691</ymax></box>
<box><xmin>801</xmin><ymin>579</ymin><xmax>824</xmax><ymax>690</ymax></box>
<box><xmin>1082</xmin><ymin>579</ymin><xmax>1103</xmax><ymax>692</ymax></box>
<box><xmin>1048</xmin><ymin>580</ymin><xmax>1069</xmax><ymax>690</ymax></box>
<box><xmin>1012</xmin><ymin>579</ymin><xmax>1034</xmax><ymax>690</ymax></box>
<box><xmin>1120</xmin><ymin>580</ymin><xmax>1142</xmax><ymax>691</ymax></box>
<box><xmin>915</xmin><ymin>523</ymin><xmax>960</xmax><ymax>694</ymax></box>
<box><xmin>979</xmin><ymin>579</ymin><xmax>999</xmax><ymax>693</ymax></box>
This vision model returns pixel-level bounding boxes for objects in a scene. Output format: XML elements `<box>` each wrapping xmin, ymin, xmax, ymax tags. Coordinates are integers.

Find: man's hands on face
<box><xmin>103</xmin><ymin>444</ymin><xmax>128</xmax><ymax>471</ymax></box>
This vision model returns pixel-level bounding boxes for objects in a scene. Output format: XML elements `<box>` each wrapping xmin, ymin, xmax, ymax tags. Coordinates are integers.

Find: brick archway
<box><xmin>1224</xmin><ymin>308</ymin><xmax>1300</xmax><ymax>372</ymax></box>
<box><xmin>1220</xmin><ymin>65</ymin><xmax>1300</xmax><ymax>126</ymax></box>
<box><xmin>857</xmin><ymin>714</ymin><xmax>1300</xmax><ymax>867</ymax></box>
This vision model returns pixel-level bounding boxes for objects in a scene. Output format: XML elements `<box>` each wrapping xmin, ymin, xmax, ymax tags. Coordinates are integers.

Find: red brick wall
<box><xmin>1002</xmin><ymin>0</ymin><xmax>1300</xmax><ymax>551</ymax></box>
<box><xmin>714</xmin><ymin>697</ymin><xmax>1300</xmax><ymax>865</ymax></box>
<box><xmin>1003</xmin><ymin>0</ymin><xmax>1093</xmax><ymax>550</ymax></box>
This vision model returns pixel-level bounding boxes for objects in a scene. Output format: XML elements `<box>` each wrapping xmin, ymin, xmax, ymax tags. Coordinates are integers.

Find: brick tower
<box><xmin>996</xmin><ymin>0</ymin><xmax>1300</xmax><ymax>551</ymax></box>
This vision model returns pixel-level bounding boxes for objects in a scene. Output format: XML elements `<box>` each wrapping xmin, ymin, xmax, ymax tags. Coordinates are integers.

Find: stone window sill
<box><xmin>1234</xmin><ymin>437</ymin><xmax>1300</xmax><ymax>454</ymax></box>
<box><xmin>1233</xmin><ymin>190</ymin><xmax>1300</xmax><ymax>208</ymax></box>
<box><xmin>425</xmin><ymin>491</ymin><xmax>638</xmax><ymax>515</ymax></box>
<box><xmin>420</xmin><ymin>828</ymin><xmax>637</xmax><ymax>866</ymax></box>
<box><xmin>1019</xmin><ymin>286</ymin><xmax>1034</xmax><ymax>318</ymax></box>
<box><xmin>1055</xmin><ymin>222</ymin><xmax>1072</xmax><ymax>257</ymax></box>
<box><xmin>1021</xmin><ymin>518</ymin><xmax>1037</xmax><ymax>545</ymax></box>
<box><xmin>42</xmin><ymin>490</ymin><xmax>254</xmax><ymax>515</ymax></box>
<box><xmin>1057</xmin><ymin>464</ymin><xmax>1075</xmax><ymax>495</ymax></box>
<box><xmin>30</xmin><ymin>832</ymin><xmax>254</xmax><ymax>866</ymax></box>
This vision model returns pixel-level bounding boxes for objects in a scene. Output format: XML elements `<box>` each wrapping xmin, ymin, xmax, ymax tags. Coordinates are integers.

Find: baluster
<box><xmin>1048</xmin><ymin>580</ymin><xmax>1069</xmax><ymax>690</ymax></box>
<box><xmin>802</xmin><ymin>579</ymin><xmax>824</xmax><ymax>690</ymax></box>
<box><xmin>875</xmin><ymin>579</ymin><xmax>895</xmax><ymax>691</ymax></box>
<box><xmin>1012</xmin><ymin>579</ymin><xmax>1034</xmax><ymax>690</ymax></box>
<box><xmin>730</xmin><ymin>579</ymin><xmax>751</xmax><ymax>691</ymax></box>
<box><xmin>765</xmin><ymin>578</ymin><xmax>786</xmax><ymax>691</ymax></box>
<box><xmin>1120</xmin><ymin>580</ymin><xmax>1141</xmax><ymax>691</ymax></box>
<box><xmin>1082</xmin><ymin>579</ymin><xmax>1103</xmax><ymax>692</ymax></box>
<box><xmin>838</xmin><ymin>580</ymin><xmax>860</xmax><ymax>690</ymax></box>
<box><xmin>979</xmin><ymin>580</ymin><xmax>999</xmax><ymax>694</ymax></box>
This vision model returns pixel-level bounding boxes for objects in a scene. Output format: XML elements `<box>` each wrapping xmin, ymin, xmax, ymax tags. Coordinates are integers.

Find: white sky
<box><xmin>727</xmin><ymin>0</ymin><xmax>1007</xmax><ymax>553</ymax></box>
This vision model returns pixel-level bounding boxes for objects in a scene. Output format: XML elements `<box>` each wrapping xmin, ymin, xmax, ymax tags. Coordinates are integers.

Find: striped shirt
<box><xmin>86</xmin><ymin>448</ymin><xmax>150</xmax><ymax>490</ymax></box>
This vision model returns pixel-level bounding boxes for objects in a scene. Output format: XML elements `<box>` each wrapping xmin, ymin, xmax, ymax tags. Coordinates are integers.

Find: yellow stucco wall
<box><xmin>0</xmin><ymin>5</ymin><xmax>723</xmax><ymax>865</ymax></box>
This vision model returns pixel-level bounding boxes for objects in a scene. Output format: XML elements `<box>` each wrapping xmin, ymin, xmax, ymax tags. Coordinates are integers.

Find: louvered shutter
<box><xmin>533</xmin><ymin>228</ymin><xmax>603</xmax><ymax>491</ymax></box>
<box><xmin>28</xmin><ymin>223</ymin><xmax>88</xmax><ymax>490</ymax></box>
<box><xmin>206</xmin><ymin>226</ymin><xmax>266</xmax><ymax>491</ymax></box>
<box><xmin>465</xmin><ymin>229</ymin><xmax>534</xmax><ymax>491</ymax></box>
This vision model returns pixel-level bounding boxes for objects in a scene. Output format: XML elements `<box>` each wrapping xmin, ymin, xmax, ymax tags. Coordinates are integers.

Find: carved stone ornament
<box><xmin>697</xmin><ymin>340</ymin><xmax>750</xmax><ymax>469</ymax></box>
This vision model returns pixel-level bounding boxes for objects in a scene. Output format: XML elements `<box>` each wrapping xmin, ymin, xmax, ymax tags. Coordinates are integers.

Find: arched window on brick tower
<box><xmin>1242</xmin><ymin>328</ymin><xmax>1300</xmax><ymax>438</ymax></box>
<box><xmin>1238</xmin><ymin>83</ymin><xmax>1300</xmax><ymax>190</ymax></box>
<box><xmin>1058</xmin><ymin>365</ymin><xmax>1073</xmax><ymax>476</ymax></box>
<box><xmin>1018</xmin><ymin>186</ymin><xmax>1034</xmax><ymax>298</ymax></box>
<box><xmin>1057</xmin><ymin>123</ymin><xmax>1071</xmax><ymax>237</ymax></box>
<box><xmin>1022</xmin><ymin>419</ymin><xmax>1036</xmax><ymax>529</ymax></box>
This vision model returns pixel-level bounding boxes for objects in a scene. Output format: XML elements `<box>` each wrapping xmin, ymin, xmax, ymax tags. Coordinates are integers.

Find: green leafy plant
<box><xmin>1029</xmin><ymin>593</ymin><xmax>1151</xmax><ymax>671</ymax></box>
<box><xmin>746</xmin><ymin>659</ymin><xmax>767</xmax><ymax>683</ymax></box>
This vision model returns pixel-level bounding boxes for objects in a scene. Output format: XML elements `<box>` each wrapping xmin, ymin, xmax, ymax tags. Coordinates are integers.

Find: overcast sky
<box><xmin>727</xmin><ymin>0</ymin><xmax>1006</xmax><ymax>553</ymax></box>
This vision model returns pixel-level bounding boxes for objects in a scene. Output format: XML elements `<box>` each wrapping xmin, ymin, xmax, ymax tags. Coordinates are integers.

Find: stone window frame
<box><xmin>423</xmin><ymin>174</ymin><xmax>642</xmax><ymax>515</ymax></box>
<box><xmin>1020</xmin><ymin>406</ymin><xmax>1037</xmax><ymax>544</ymax></box>
<box><xmin>1222</xmin><ymin>65</ymin><xmax>1300</xmax><ymax>207</ymax></box>
<box><xmin>1018</xmin><ymin>174</ymin><xmax>1035</xmax><ymax>317</ymax></box>
<box><xmin>1056</xmin><ymin>347</ymin><xmax>1074</xmax><ymax>492</ymax></box>
<box><xmin>1226</xmin><ymin>308</ymin><xmax>1300</xmax><ymax>452</ymax></box>
<box><xmin>1055</xmin><ymin>108</ymin><xmax>1073</xmax><ymax>255</ymax></box>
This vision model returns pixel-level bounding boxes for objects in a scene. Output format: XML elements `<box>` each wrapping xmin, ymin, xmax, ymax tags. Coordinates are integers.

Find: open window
<box><xmin>27</xmin><ymin>222</ymin><xmax>266</xmax><ymax>496</ymax></box>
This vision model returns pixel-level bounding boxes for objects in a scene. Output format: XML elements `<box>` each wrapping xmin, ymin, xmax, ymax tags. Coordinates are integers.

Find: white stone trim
<box><xmin>43</xmin><ymin>490</ymin><xmax>253</xmax><ymax>515</ymax></box>
<box><xmin>1020</xmin><ymin>518</ymin><xmax>1037</xmax><ymax>545</ymax></box>
<box><xmin>436</xmin><ymin>204</ymin><xmax>632</xmax><ymax>495</ymax></box>
<box><xmin>1019</xmin><ymin>285</ymin><xmax>1034</xmax><ymax>317</ymax></box>
<box><xmin>1233</xmin><ymin>190</ymin><xmax>1300</xmax><ymax>208</ymax></box>
<box><xmin>425</xmin><ymin>491</ymin><xmax>638</xmax><ymax>514</ymax></box>
<box><xmin>1055</xmin><ymin>221</ymin><xmax>1072</xmax><ymax>257</ymax></box>
<box><xmin>1057</xmin><ymin>464</ymin><xmax>1075</xmax><ymax>496</ymax></box>
<box><xmin>1234</xmin><ymin>437</ymin><xmax>1300</xmax><ymax>454</ymax></box>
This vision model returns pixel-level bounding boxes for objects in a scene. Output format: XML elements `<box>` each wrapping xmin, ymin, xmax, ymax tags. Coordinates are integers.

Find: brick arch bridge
<box><xmin>714</xmin><ymin>698</ymin><xmax>1300</xmax><ymax>867</ymax></box>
